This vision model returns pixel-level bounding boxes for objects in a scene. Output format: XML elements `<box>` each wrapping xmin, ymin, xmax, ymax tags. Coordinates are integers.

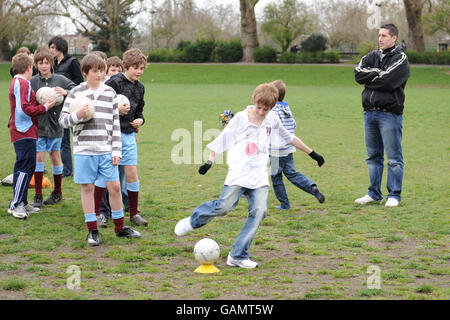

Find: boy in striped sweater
<box><xmin>269</xmin><ymin>80</ymin><xmax>325</xmax><ymax>210</ymax></box>
<box><xmin>59</xmin><ymin>53</ymin><xmax>141</xmax><ymax>246</ymax></box>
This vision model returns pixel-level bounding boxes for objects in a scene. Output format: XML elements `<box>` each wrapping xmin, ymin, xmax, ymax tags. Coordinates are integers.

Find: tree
<box><xmin>239</xmin><ymin>0</ymin><xmax>259</xmax><ymax>62</ymax></box>
<box><xmin>403</xmin><ymin>0</ymin><xmax>427</xmax><ymax>52</ymax></box>
<box><xmin>58</xmin><ymin>0</ymin><xmax>142</xmax><ymax>54</ymax></box>
<box><xmin>423</xmin><ymin>0</ymin><xmax>450</xmax><ymax>34</ymax></box>
<box><xmin>0</xmin><ymin>0</ymin><xmax>60</xmax><ymax>61</ymax></box>
<box><xmin>261</xmin><ymin>0</ymin><xmax>313</xmax><ymax>53</ymax></box>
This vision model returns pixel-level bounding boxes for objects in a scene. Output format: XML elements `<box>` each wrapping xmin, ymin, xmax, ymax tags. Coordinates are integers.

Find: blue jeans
<box><xmin>270</xmin><ymin>153</ymin><xmax>315</xmax><ymax>209</ymax></box>
<box><xmin>364</xmin><ymin>111</ymin><xmax>403</xmax><ymax>201</ymax></box>
<box><xmin>190</xmin><ymin>185</ymin><xmax>269</xmax><ymax>260</ymax></box>
<box><xmin>61</xmin><ymin>128</ymin><xmax>73</xmax><ymax>176</ymax></box>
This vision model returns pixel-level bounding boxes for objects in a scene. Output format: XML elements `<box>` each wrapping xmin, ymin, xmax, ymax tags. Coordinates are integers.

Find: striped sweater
<box><xmin>269</xmin><ymin>101</ymin><xmax>297</xmax><ymax>156</ymax></box>
<box><xmin>58</xmin><ymin>82</ymin><xmax>122</xmax><ymax>158</ymax></box>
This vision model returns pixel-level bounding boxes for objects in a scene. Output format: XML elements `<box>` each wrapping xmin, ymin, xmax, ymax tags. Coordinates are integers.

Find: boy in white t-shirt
<box><xmin>174</xmin><ymin>83</ymin><xmax>325</xmax><ymax>269</ymax></box>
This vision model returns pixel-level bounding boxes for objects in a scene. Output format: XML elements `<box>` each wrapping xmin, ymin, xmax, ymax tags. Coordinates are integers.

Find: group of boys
<box><xmin>8</xmin><ymin>42</ymin><xmax>148</xmax><ymax>246</ymax></box>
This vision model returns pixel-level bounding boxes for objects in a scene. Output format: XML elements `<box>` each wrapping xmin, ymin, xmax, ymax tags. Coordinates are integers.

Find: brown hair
<box><xmin>91</xmin><ymin>50</ymin><xmax>107</xmax><ymax>61</ymax></box>
<box><xmin>16</xmin><ymin>47</ymin><xmax>31</xmax><ymax>55</ymax></box>
<box><xmin>251</xmin><ymin>83</ymin><xmax>279</xmax><ymax>109</ymax></box>
<box><xmin>122</xmin><ymin>48</ymin><xmax>147</xmax><ymax>70</ymax></box>
<box><xmin>271</xmin><ymin>80</ymin><xmax>286</xmax><ymax>102</ymax></box>
<box><xmin>106</xmin><ymin>56</ymin><xmax>123</xmax><ymax>72</ymax></box>
<box><xmin>12</xmin><ymin>53</ymin><xmax>33</xmax><ymax>75</ymax></box>
<box><xmin>80</xmin><ymin>53</ymin><xmax>106</xmax><ymax>75</ymax></box>
<box><xmin>34</xmin><ymin>47</ymin><xmax>54</xmax><ymax>68</ymax></box>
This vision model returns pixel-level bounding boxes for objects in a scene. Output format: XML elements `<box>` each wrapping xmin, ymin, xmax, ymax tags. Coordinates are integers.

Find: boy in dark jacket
<box><xmin>30</xmin><ymin>47</ymin><xmax>76</xmax><ymax>208</ymax></box>
<box><xmin>354</xmin><ymin>23</ymin><xmax>410</xmax><ymax>208</ymax></box>
<box><xmin>94</xmin><ymin>48</ymin><xmax>148</xmax><ymax>227</ymax></box>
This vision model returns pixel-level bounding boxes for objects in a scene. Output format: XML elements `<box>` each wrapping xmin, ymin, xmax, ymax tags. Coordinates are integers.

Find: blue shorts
<box><xmin>119</xmin><ymin>132</ymin><xmax>138</xmax><ymax>166</ymax></box>
<box><xmin>36</xmin><ymin>137</ymin><xmax>62</xmax><ymax>153</ymax></box>
<box><xmin>74</xmin><ymin>153</ymin><xmax>119</xmax><ymax>184</ymax></box>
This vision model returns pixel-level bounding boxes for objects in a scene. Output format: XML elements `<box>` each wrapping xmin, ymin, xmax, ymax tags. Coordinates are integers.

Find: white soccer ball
<box><xmin>117</xmin><ymin>94</ymin><xmax>130</xmax><ymax>106</ymax></box>
<box><xmin>194</xmin><ymin>238</ymin><xmax>220</xmax><ymax>265</ymax></box>
<box><xmin>36</xmin><ymin>87</ymin><xmax>64</xmax><ymax>105</ymax></box>
<box><xmin>69</xmin><ymin>95</ymin><xmax>95</xmax><ymax>122</ymax></box>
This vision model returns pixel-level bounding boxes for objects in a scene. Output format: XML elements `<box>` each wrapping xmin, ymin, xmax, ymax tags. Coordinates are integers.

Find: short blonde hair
<box><xmin>122</xmin><ymin>48</ymin><xmax>147</xmax><ymax>70</ymax></box>
<box><xmin>251</xmin><ymin>83</ymin><xmax>279</xmax><ymax>109</ymax></box>
<box><xmin>12</xmin><ymin>53</ymin><xmax>33</xmax><ymax>75</ymax></box>
<box><xmin>271</xmin><ymin>80</ymin><xmax>286</xmax><ymax>102</ymax></box>
<box><xmin>81</xmin><ymin>53</ymin><xmax>106</xmax><ymax>75</ymax></box>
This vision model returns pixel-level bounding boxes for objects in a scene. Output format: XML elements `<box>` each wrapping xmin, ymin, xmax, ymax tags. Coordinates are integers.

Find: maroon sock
<box><xmin>34</xmin><ymin>172</ymin><xmax>44</xmax><ymax>197</ymax></box>
<box><xmin>94</xmin><ymin>186</ymin><xmax>106</xmax><ymax>216</ymax></box>
<box><xmin>53</xmin><ymin>174</ymin><xmax>62</xmax><ymax>194</ymax></box>
<box><xmin>86</xmin><ymin>221</ymin><xmax>98</xmax><ymax>231</ymax></box>
<box><xmin>113</xmin><ymin>217</ymin><xmax>125</xmax><ymax>232</ymax></box>
<box><xmin>128</xmin><ymin>191</ymin><xmax>139</xmax><ymax>218</ymax></box>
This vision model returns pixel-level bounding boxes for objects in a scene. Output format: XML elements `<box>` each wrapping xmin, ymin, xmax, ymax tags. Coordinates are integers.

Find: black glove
<box><xmin>309</xmin><ymin>150</ymin><xmax>325</xmax><ymax>167</ymax></box>
<box><xmin>198</xmin><ymin>160</ymin><xmax>212</xmax><ymax>175</ymax></box>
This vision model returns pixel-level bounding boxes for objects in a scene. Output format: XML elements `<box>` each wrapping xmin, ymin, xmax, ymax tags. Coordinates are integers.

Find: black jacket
<box><xmin>53</xmin><ymin>54</ymin><xmax>84</xmax><ymax>85</ymax></box>
<box><xmin>105</xmin><ymin>73</ymin><xmax>146</xmax><ymax>134</ymax></box>
<box><xmin>354</xmin><ymin>46</ymin><xmax>410</xmax><ymax>114</ymax></box>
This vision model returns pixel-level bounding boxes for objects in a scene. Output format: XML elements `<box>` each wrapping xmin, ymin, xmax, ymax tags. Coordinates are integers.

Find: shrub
<box><xmin>280</xmin><ymin>52</ymin><xmax>297</xmax><ymax>64</ymax></box>
<box><xmin>353</xmin><ymin>41</ymin><xmax>378</xmax><ymax>64</ymax></box>
<box><xmin>301</xmin><ymin>34</ymin><xmax>328</xmax><ymax>52</ymax></box>
<box><xmin>406</xmin><ymin>50</ymin><xmax>450</xmax><ymax>65</ymax></box>
<box><xmin>180</xmin><ymin>39</ymin><xmax>215</xmax><ymax>63</ymax></box>
<box><xmin>215</xmin><ymin>39</ymin><xmax>243</xmax><ymax>63</ymax></box>
<box><xmin>9</xmin><ymin>44</ymin><xmax>38</xmax><ymax>59</ymax></box>
<box><xmin>299</xmin><ymin>51</ymin><xmax>314</xmax><ymax>63</ymax></box>
<box><xmin>253</xmin><ymin>45</ymin><xmax>277</xmax><ymax>62</ymax></box>
<box><xmin>315</xmin><ymin>51</ymin><xmax>325</xmax><ymax>63</ymax></box>
<box><xmin>147</xmin><ymin>48</ymin><xmax>174</xmax><ymax>62</ymax></box>
<box><xmin>325</xmin><ymin>50</ymin><xmax>340</xmax><ymax>63</ymax></box>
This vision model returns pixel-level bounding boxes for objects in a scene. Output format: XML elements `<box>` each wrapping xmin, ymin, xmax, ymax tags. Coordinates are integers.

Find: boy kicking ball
<box><xmin>175</xmin><ymin>83</ymin><xmax>325</xmax><ymax>268</ymax></box>
<box><xmin>59</xmin><ymin>53</ymin><xmax>141</xmax><ymax>246</ymax></box>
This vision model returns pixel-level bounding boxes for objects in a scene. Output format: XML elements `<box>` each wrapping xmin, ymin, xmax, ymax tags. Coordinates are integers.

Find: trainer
<box><xmin>354</xmin><ymin>23</ymin><xmax>410</xmax><ymax>208</ymax></box>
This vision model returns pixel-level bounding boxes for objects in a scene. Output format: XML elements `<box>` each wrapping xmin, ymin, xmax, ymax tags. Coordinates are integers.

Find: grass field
<box><xmin>0</xmin><ymin>63</ymin><xmax>448</xmax><ymax>300</ymax></box>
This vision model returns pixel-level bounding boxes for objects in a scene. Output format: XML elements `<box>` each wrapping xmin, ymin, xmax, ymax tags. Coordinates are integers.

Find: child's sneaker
<box><xmin>174</xmin><ymin>217</ymin><xmax>194</xmax><ymax>236</ymax></box>
<box><xmin>226</xmin><ymin>254</ymin><xmax>258</xmax><ymax>269</ymax></box>
<box><xmin>354</xmin><ymin>194</ymin><xmax>379</xmax><ymax>205</ymax></box>
<box><xmin>115</xmin><ymin>226</ymin><xmax>141</xmax><ymax>238</ymax></box>
<box><xmin>33</xmin><ymin>195</ymin><xmax>43</xmax><ymax>208</ymax></box>
<box><xmin>385</xmin><ymin>198</ymin><xmax>399</xmax><ymax>207</ymax></box>
<box><xmin>24</xmin><ymin>204</ymin><xmax>40</xmax><ymax>215</ymax></box>
<box><xmin>8</xmin><ymin>203</ymin><xmax>28</xmax><ymax>219</ymax></box>
<box><xmin>97</xmin><ymin>214</ymin><xmax>108</xmax><ymax>228</ymax></box>
<box><xmin>43</xmin><ymin>191</ymin><xmax>62</xmax><ymax>205</ymax></box>
<box><xmin>86</xmin><ymin>230</ymin><xmax>100</xmax><ymax>246</ymax></box>
<box><xmin>130</xmin><ymin>214</ymin><xmax>148</xmax><ymax>226</ymax></box>
<box><xmin>311</xmin><ymin>185</ymin><xmax>325</xmax><ymax>203</ymax></box>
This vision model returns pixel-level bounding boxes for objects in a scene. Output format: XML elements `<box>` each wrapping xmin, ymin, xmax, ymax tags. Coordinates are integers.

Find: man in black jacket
<box><xmin>354</xmin><ymin>24</ymin><xmax>410</xmax><ymax>208</ymax></box>
<box><xmin>48</xmin><ymin>36</ymin><xmax>84</xmax><ymax>178</ymax></box>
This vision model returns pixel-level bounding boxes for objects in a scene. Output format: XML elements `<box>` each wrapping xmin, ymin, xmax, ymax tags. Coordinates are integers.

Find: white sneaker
<box><xmin>24</xmin><ymin>204</ymin><xmax>40</xmax><ymax>214</ymax></box>
<box><xmin>174</xmin><ymin>217</ymin><xmax>194</xmax><ymax>236</ymax></box>
<box><xmin>354</xmin><ymin>194</ymin><xmax>379</xmax><ymax>205</ymax></box>
<box><xmin>7</xmin><ymin>203</ymin><xmax>28</xmax><ymax>219</ymax></box>
<box><xmin>385</xmin><ymin>198</ymin><xmax>399</xmax><ymax>207</ymax></box>
<box><xmin>226</xmin><ymin>254</ymin><xmax>258</xmax><ymax>269</ymax></box>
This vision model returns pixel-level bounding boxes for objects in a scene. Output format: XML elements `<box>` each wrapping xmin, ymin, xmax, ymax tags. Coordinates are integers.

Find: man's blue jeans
<box><xmin>270</xmin><ymin>153</ymin><xmax>315</xmax><ymax>209</ymax></box>
<box><xmin>61</xmin><ymin>128</ymin><xmax>73</xmax><ymax>176</ymax></box>
<box><xmin>190</xmin><ymin>185</ymin><xmax>269</xmax><ymax>260</ymax></box>
<box><xmin>364</xmin><ymin>111</ymin><xmax>403</xmax><ymax>202</ymax></box>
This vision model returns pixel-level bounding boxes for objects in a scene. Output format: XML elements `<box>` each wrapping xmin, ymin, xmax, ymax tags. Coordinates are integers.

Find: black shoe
<box><xmin>312</xmin><ymin>185</ymin><xmax>325</xmax><ymax>203</ymax></box>
<box><xmin>130</xmin><ymin>214</ymin><xmax>148</xmax><ymax>226</ymax></box>
<box><xmin>87</xmin><ymin>230</ymin><xmax>100</xmax><ymax>246</ymax></box>
<box><xmin>43</xmin><ymin>191</ymin><xmax>62</xmax><ymax>205</ymax></box>
<box><xmin>115</xmin><ymin>226</ymin><xmax>141</xmax><ymax>238</ymax></box>
<box><xmin>33</xmin><ymin>195</ymin><xmax>43</xmax><ymax>208</ymax></box>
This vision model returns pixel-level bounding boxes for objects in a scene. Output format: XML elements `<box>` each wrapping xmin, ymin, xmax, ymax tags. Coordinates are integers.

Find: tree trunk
<box><xmin>240</xmin><ymin>0</ymin><xmax>259</xmax><ymax>62</ymax></box>
<box><xmin>0</xmin><ymin>0</ymin><xmax>9</xmax><ymax>61</ymax></box>
<box><xmin>403</xmin><ymin>0</ymin><xmax>426</xmax><ymax>52</ymax></box>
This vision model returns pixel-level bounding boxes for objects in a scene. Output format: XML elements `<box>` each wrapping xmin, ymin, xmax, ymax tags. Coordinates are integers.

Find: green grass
<box><xmin>0</xmin><ymin>63</ymin><xmax>448</xmax><ymax>300</ymax></box>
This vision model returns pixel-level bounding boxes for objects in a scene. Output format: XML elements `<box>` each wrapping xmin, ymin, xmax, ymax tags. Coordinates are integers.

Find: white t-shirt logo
<box><xmin>245</xmin><ymin>142</ymin><xmax>258</xmax><ymax>156</ymax></box>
